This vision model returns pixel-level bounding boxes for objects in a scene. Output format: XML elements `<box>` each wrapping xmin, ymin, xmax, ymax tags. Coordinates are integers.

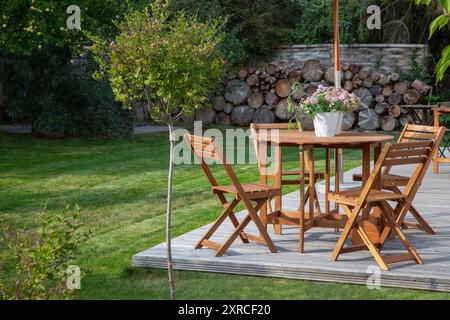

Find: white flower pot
<box><xmin>313</xmin><ymin>111</ymin><xmax>343</xmax><ymax>137</ymax></box>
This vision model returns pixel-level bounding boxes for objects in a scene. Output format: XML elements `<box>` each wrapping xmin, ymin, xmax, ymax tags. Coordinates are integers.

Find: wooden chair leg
<box><xmin>388</xmin><ymin>199</ymin><xmax>411</xmax><ymax>241</ymax></box>
<box><xmin>407</xmin><ymin>204</ymin><xmax>435</xmax><ymax>235</ymax></box>
<box><xmin>380</xmin><ymin>201</ymin><xmax>423</xmax><ymax>265</ymax></box>
<box><xmin>216</xmin><ymin>198</ymin><xmax>276</xmax><ymax>256</ymax></box>
<box><xmin>331</xmin><ymin>205</ymin><xmax>360</xmax><ymax>261</ymax></box>
<box><xmin>304</xmin><ymin>187</ymin><xmax>310</xmax><ymax>203</ymax></box>
<box><xmin>228</xmin><ymin>212</ymin><xmax>250</xmax><ymax>243</ymax></box>
<box><xmin>249</xmin><ymin>199</ymin><xmax>277</xmax><ymax>253</ymax></box>
<box><xmin>355</xmin><ymin>225</ymin><xmax>389</xmax><ymax>271</ymax></box>
<box><xmin>378</xmin><ymin>218</ymin><xmax>392</xmax><ymax>248</ymax></box>
<box><xmin>216</xmin><ymin>215</ymin><xmax>252</xmax><ymax>257</ymax></box>
<box><xmin>299</xmin><ymin>197</ymin><xmax>305</xmax><ymax>254</ymax></box>
<box><xmin>390</xmin><ymin>186</ymin><xmax>435</xmax><ymax>235</ymax></box>
<box><xmin>216</xmin><ymin>191</ymin><xmax>248</xmax><ymax>243</ymax></box>
<box><xmin>195</xmin><ymin>198</ymin><xmax>240</xmax><ymax>249</ymax></box>
<box><xmin>273</xmin><ymin>221</ymin><xmax>282</xmax><ymax>235</ymax></box>
<box><xmin>313</xmin><ymin>185</ymin><xmax>322</xmax><ymax>214</ymax></box>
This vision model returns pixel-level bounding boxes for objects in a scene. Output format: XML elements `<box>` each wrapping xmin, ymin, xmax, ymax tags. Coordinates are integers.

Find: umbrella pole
<box><xmin>333</xmin><ymin>0</ymin><xmax>341</xmax><ymax>89</ymax></box>
<box><xmin>333</xmin><ymin>0</ymin><xmax>359</xmax><ymax>189</ymax></box>
<box><xmin>317</xmin><ymin>0</ymin><xmax>360</xmax><ymax>195</ymax></box>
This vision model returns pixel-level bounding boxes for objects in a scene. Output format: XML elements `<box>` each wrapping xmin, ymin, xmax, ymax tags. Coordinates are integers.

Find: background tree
<box><xmin>91</xmin><ymin>0</ymin><xmax>225</xmax><ymax>299</ymax></box>
<box><xmin>415</xmin><ymin>0</ymin><xmax>450</xmax><ymax>82</ymax></box>
<box><xmin>170</xmin><ymin>0</ymin><xmax>302</xmax><ymax>66</ymax></box>
<box><xmin>0</xmin><ymin>0</ymin><xmax>138</xmax><ymax>136</ymax></box>
<box><xmin>0</xmin><ymin>0</ymin><xmax>136</xmax><ymax>55</ymax></box>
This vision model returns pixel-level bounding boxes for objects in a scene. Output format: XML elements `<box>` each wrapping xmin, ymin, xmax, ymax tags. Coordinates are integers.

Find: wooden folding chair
<box><xmin>329</xmin><ymin>140</ymin><xmax>434</xmax><ymax>270</ymax></box>
<box><xmin>250</xmin><ymin>123</ymin><xmax>323</xmax><ymax>235</ymax></box>
<box><xmin>184</xmin><ymin>133</ymin><xmax>279</xmax><ymax>256</ymax></box>
<box><xmin>353</xmin><ymin>124</ymin><xmax>446</xmax><ymax>234</ymax></box>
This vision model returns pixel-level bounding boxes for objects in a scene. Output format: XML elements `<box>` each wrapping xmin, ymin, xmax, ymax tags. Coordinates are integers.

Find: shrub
<box><xmin>0</xmin><ymin>47</ymin><xmax>134</xmax><ymax>138</ymax></box>
<box><xmin>0</xmin><ymin>205</ymin><xmax>90</xmax><ymax>300</ymax></box>
<box><xmin>0</xmin><ymin>1</ymin><xmax>138</xmax><ymax>137</ymax></box>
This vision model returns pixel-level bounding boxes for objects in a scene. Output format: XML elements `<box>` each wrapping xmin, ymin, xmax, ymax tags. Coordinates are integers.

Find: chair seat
<box><xmin>353</xmin><ymin>173</ymin><xmax>409</xmax><ymax>187</ymax></box>
<box><xmin>212</xmin><ymin>183</ymin><xmax>281</xmax><ymax>200</ymax></box>
<box><xmin>329</xmin><ymin>189</ymin><xmax>406</xmax><ymax>206</ymax></box>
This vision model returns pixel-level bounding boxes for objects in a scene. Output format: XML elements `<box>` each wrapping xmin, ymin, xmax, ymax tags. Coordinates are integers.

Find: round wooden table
<box><xmin>256</xmin><ymin>131</ymin><xmax>394</xmax><ymax>253</ymax></box>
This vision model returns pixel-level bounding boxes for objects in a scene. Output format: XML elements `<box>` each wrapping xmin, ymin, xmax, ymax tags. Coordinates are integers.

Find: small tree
<box><xmin>91</xmin><ymin>0</ymin><xmax>225</xmax><ymax>299</ymax></box>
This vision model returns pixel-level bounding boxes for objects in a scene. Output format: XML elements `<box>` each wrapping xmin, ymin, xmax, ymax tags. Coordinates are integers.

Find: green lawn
<box><xmin>0</xmin><ymin>129</ymin><xmax>449</xmax><ymax>300</ymax></box>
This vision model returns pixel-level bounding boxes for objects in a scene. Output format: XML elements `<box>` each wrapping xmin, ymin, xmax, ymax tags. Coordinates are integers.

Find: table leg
<box><xmin>273</xmin><ymin>144</ymin><xmax>282</xmax><ymax>235</ymax></box>
<box><xmin>334</xmin><ymin>148</ymin><xmax>340</xmax><ymax>211</ymax></box>
<box><xmin>434</xmin><ymin>110</ymin><xmax>440</xmax><ymax>174</ymax></box>
<box><xmin>308</xmin><ymin>145</ymin><xmax>315</xmax><ymax>219</ymax></box>
<box><xmin>258</xmin><ymin>139</ymin><xmax>268</xmax><ymax>230</ymax></box>
<box><xmin>325</xmin><ymin>148</ymin><xmax>330</xmax><ymax>215</ymax></box>
<box><xmin>373</xmin><ymin>143</ymin><xmax>382</xmax><ymax>226</ymax></box>
<box><xmin>362</xmin><ymin>144</ymin><xmax>371</xmax><ymax>220</ymax></box>
<box><xmin>299</xmin><ymin>146</ymin><xmax>305</xmax><ymax>253</ymax></box>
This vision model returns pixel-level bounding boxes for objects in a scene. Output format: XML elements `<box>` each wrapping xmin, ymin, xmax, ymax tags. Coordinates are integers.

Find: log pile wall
<box><xmin>194</xmin><ymin>56</ymin><xmax>431</xmax><ymax>132</ymax></box>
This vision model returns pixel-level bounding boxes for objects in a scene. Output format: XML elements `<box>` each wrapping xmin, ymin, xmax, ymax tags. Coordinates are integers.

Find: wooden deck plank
<box><xmin>132</xmin><ymin>163</ymin><xmax>450</xmax><ymax>292</ymax></box>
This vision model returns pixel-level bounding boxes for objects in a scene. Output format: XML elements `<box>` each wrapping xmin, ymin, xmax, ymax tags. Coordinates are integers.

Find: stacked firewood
<box><xmin>193</xmin><ymin>59</ymin><xmax>431</xmax><ymax>131</ymax></box>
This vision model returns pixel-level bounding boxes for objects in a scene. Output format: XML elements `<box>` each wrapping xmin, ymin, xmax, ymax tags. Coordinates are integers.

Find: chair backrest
<box><xmin>398</xmin><ymin>124</ymin><xmax>443</xmax><ymax>143</ymax></box>
<box><xmin>184</xmin><ymin>133</ymin><xmax>250</xmax><ymax>201</ymax></box>
<box><xmin>356</xmin><ymin>140</ymin><xmax>435</xmax><ymax>209</ymax></box>
<box><xmin>250</xmin><ymin>122</ymin><xmax>310</xmax><ymax>175</ymax></box>
<box><xmin>384</xmin><ymin>124</ymin><xmax>446</xmax><ymax>174</ymax></box>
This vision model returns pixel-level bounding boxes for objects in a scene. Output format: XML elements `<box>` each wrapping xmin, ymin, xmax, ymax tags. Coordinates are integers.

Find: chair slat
<box><xmin>404</xmin><ymin>124</ymin><xmax>441</xmax><ymax>133</ymax></box>
<box><xmin>402</xmin><ymin>131</ymin><xmax>437</xmax><ymax>140</ymax></box>
<box><xmin>383</xmin><ymin>156</ymin><xmax>427</xmax><ymax>166</ymax></box>
<box><xmin>193</xmin><ymin>149</ymin><xmax>217</xmax><ymax>160</ymax></box>
<box><xmin>389</xmin><ymin>140</ymin><xmax>433</xmax><ymax>150</ymax></box>
<box><xmin>192</xmin><ymin>141</ymin><xmax>215</xmax><ymax>152</ymax></box>
<box><xmin>190</xmin><ymin>135</ymin><xmax>214</xmax><ymax>144</ymax></box>
<box><xmin>387</xmin><ymin>148</ymin><xmax>430</xmax><ymax>159</ymax></box>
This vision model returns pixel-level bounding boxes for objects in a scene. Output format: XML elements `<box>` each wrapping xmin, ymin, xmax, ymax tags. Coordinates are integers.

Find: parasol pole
<box><xmin>333</xmin><ymin>0</ymin><xmax>345</xmax><ymax>185</ymax></box>
<box><xmin>333</xmin><ymin>0</ymin><xmax>359</xmax><ymax>189</ymax></box>
<box><xmin>333</xmin><ymin>0</ymin><xmax>341</xmax><ymax>89</ymax></box>
<box><xmin>317</xmin><ymin>0</ymin><xmax>360</xmax><ymax>195</ymax></box>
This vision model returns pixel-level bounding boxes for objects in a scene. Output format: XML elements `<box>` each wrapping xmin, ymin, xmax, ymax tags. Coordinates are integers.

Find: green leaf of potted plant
<box><xmin>289</xmin><ymin>85</ymin><xmax>359</xmax><ymax>137</ymax></box>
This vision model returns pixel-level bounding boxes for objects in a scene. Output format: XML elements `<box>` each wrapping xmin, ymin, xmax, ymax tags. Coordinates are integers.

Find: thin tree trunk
<box><xmin>166</xmin><ymin>122</ymin><xmax>176</xmax><ymax>300</ymax></box>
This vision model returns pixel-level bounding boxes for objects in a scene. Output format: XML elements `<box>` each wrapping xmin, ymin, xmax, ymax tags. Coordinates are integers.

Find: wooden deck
<box><xmin>132</xmin><ymin>163</ymin><xmax>450</xmax><ymax>292</ymax></box>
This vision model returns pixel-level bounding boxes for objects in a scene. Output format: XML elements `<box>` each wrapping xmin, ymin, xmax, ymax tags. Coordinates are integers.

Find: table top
<box><xmin>257</xmin><ymin>131</ymin><xmax>394</xmax><ymax>147</ymax></box>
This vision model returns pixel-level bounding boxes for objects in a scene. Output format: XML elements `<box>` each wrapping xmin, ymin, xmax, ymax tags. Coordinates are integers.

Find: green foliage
<box><xmin>92</xmin><ymin>0</ymin><xmax>225</xmax><ymax>124</ymax></box>
<box><xmin>0</xmin><ymin>0</ymin><xmax>137</xmax><ymax>137</ymax></box>
<box><xmin>222</xmin><ymin>0</ymin><xmax>301</xmax><ymax>58</ymax></box>
<box><xmin>416</xmin><ymin>0</ymin><xmax>450</xmax><ymax>82</ymax></box>
<box><xmin>170</xmin><ymin>0</ymin><xmax>301</xmax><ymax>65</ymax></box>
<box><xmin>0</xmin><ymin>47</ymin><xmax>134</xmax><ymax>138</ymax></box>
<box><xmin>169</xmin><ymin>0</ymin><xmax>248</xmax><ymax>66</ymax></box>
<box><xmin>289</xmin><ymin>85</ymin><xmax>359</xmax><ymax>119</ymax></box>
<box><xmin>0</xmin><ymin>0</ymin><xmax>136</xmax><ymax>55</ymax></box>
<box><xmin>0</xmin><ymin>205</ymin><xmax>90</xmax><ymax>300</ymax></box>
<box><xmin>401</xmin><ymin>49</ymin><xmax>433</xmax><ymax>85</ymax></box>
<box><xmin>440</xmin><ymin>113</ymin><xmax>450</xmax><ymax>126</ymax></box>
<box><xmin>292</xmin><ymin>0</ymin><xmax>373</xmax><ymax>44</ymax></box>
